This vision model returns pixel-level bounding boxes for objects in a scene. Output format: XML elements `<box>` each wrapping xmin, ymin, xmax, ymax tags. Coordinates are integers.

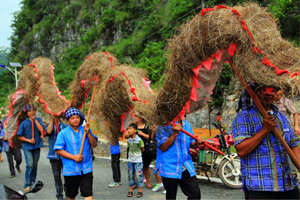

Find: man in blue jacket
<box><xmin>17</xmin><ymin>104</ymin><xmax>44</xmax><ymax>192</ymax></box>
<box><xmin>155</xmin><ymin>117</ymin><xmax>202</xmax><ymax>199</ymax></box>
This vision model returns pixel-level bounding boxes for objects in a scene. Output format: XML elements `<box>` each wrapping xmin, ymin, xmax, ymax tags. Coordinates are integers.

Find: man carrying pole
<box><xmin>54</xmin><ymin>108</ymin><xmax>97</xmax><ymax>200</ymax></box>
<box><xmin>17</xmin><ymin>104</ymin><xmax>44</xmax><ymax>192</ymax></box>
<box><xmin>232</xmin><ymin>83</ymin><xmax>300</xmax><ymax>199</ymax></box>
<box><xmin>155</xmin><ymin>116</ymin><xmax>203</xmax><ymax>200</ymax></box>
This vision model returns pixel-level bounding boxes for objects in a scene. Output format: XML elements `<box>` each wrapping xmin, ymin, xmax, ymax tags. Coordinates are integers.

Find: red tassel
<box><xmin>178</xmin><ymin>108</ymin><xmax>186</xmax><ymax>120</ymax></box>
<box><xmin>190</xmin><ymin>86</ymin><xmax>198</xmax><ymax>102</ymax></box>
<box><xmin>227</xmin><ymin>43</ymin><xmax>237</xmax><ymax>57</ymax></box>
<box><xmin>231</xmin><ymin>9</ymin><xmax>240</xmax><ymax>16</ymax></box>
<box><xmin>132</xmin><ymin>96</ymin><xmax>139</xmax><ymax>101</ymax></box>
<box><xmin>216</xmin><ymin>5</ymin><xmax>228</xmax><ymax>9</ymax></box>
<box><xmin>184</xmin><ymin>100</ymin><xmax>191</xmax><ymax>113</ymax></box>
<box><xmin>192</xmin><ymin>64</ymin><xmax>202</xmax><ymax>78</ymax></box>
<box><xmin>202</xmin><ymin>58</ymin><xmax>213</xmax><ymax>71</ymax></box>
<box><xmin>291</xmin><ymin>72</ymin><xmax>300</xmax><ymax>78</ymax></box>
<box><xmin>275</xmin><ymin>68</ymin><xmax>289</xmax><ymax>75</ymax></box>
<box><xmin>212</xmin><ymin>50</ymin><xmax>223</xmax><ymax>62</ymax></box>
<box><xmin>193</xmin><ymin>75</ymin><xmax>200</xmax><ymax>89</ymax></box>
<box><xmin>200</xmin><ymin>8</ymin><xmax>214</xmax><ymax>16</ymax></box>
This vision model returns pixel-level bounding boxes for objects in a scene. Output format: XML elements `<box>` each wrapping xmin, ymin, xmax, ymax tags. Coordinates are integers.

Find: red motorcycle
<box><xmin>190</xmin><ymin>123</ymin><xmax>242</xmax><ymax>188</ymax></box>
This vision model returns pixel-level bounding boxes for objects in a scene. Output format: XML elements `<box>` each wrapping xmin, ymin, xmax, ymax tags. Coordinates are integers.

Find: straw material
<box><xmin>14</xmin><ymin>57</ymin><xmax>69</xmax><ymax>115</ymax></box>
<box><xmin>69</xmin><ymin>52</ymin><xmax>155</xmax><ymax>143</ymax></box>
<box><xmin>234</xmin><ymin>4</ymin><xmax>300</xmax><ymax>95</ymax></box>
<box><xmin>16</xmin><ymin>65</ymin><xmax>37</xmax><ymax>98</ymax></box>
<box><xmin>70</xmin><ymin>52</ymin><xmax>119</xmax><ymax>108</ymax></box>
<box><xmin>93</xmin><ymin>64</ymin><xmax>156</xmax><ymax>142</ymax></box>
<box><xmin>154</xmin><ymin>3</ymin><xmax>300</xmax><ymax>125</ymax></box>
<box><xmin>31</xmin><ymin>57</ymin><xmax>69</xmax><ymax>115</ymax></box>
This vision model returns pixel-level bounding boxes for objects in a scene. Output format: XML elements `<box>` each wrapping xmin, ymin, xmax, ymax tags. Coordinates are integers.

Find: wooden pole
<box><xmin>208</xmin><ymin>104</ymin><xmax>212</xmax><ymax>137</ymax></box>
<box><xmin>228</xmin><ymin>59</ymin><xmax>300</xmax><ymax>171</ymax></box>
<box><xmin>170</xmin><ymin>122</ymin><xmax>225</xmax><ymax>156</ymax></box>
<box><xmin>54</xmin><ymin>118</ymin><xmax>60</xmax><ymax>134</ymax></box>
<box><xmin>79</xmin><ymin>85</ymin><xmax>97</xmax><ymax>155</ymax></box>
<box><xmin>30</xmin><ymin>100</ymin><xmax>35</xmax><ymax>144</ymax></box>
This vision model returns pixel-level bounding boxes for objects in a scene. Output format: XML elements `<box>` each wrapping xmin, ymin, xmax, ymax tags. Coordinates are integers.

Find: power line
<box><xmin>140</xmin><ymin>5</ymin><xmax>203</xmax><ymax>43</ymax></box>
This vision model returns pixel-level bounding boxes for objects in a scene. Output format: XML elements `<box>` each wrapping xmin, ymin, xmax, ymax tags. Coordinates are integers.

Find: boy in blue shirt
<box><xmin>17</xmin><ymin>104</ymin><xmax>44</xmax><ymax>192</ymax></box>
<box><xmin>54</xmin><ymin>108</ymin><xmax>97</xmax><ymax>200</ymax></box>
<box><xmin>126</xmin><ymin>123</ymin><xmax>144</xmax><ymax>198</ymax></box>
<box><xmin>46</xmin><ymin>115</ymin><xmax>67</xmax><ymax>200</ymax></box>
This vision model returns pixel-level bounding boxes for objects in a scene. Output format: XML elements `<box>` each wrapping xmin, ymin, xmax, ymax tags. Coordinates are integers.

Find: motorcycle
<box><xmin>190</xmin><ymin>122</ymin><xmax>242</xmax><ymax>189</ymax></box>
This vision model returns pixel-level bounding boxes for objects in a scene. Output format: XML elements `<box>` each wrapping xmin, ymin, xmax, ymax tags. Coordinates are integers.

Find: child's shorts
<box><xmin>64</xmin><ymin>172</ymin><xmax>93</xmax><ymax>198</ymax></box>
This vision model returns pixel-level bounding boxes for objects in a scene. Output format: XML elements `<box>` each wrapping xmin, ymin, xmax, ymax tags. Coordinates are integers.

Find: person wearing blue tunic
<box><xmin>155</xmin><ymin>117</ymin><xmax>202</xmax><ymax>199</ymax></box>
<box><xmin>108</xmin><ymin>141</ymin><xmax>121</xmax><ymax>188</ymax></box>
<box><xmin>46</xmin><ymin>115</ymin><xmax>67</xmax><ymax>200</ymax></box>
<box><xmin>17</xmin><ymin>104</ymin><xmax>44</xmax><ymax>191</ymax></box>
<box><xmin>54</xmin><ymin>108</ymin><xmax>98</xmax><ymax>200</ymax></box>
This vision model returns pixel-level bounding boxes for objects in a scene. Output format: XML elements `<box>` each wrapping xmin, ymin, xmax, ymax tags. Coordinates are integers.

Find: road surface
<box><xmin>0</xmin><ymin>146</ymin><xmax>244</xmax><ymax>199</ymax></box>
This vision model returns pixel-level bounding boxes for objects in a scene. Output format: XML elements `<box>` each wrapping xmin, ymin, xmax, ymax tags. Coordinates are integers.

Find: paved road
<box><xmin>0</xmin><ymin>147</ymin><xmax>244</xmax><ymax>199</ymax></box>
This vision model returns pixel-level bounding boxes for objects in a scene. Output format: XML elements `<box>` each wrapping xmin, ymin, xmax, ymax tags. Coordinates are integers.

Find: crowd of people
<box><xmin>0</xmin><ymin>84</ymin><xmax>299</xmax><ymax>200</ymax></box>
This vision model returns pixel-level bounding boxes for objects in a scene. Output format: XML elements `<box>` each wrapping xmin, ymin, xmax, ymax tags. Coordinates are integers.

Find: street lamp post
<box><xmin>0</xmin><ymin>62</ymin><xmax>22</xmax><ymax>88</ymax></box>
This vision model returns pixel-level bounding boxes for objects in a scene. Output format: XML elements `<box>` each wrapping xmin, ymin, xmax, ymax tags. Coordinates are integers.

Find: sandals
<box><xmin>127</xmin><ymin>191</ymin><xmax>133</xmax><ymax>197</ymax></box>
<box><xmin>137</xmin><ymin>192</ymin><xmax>143</xmax><ymax>198</ymax></box>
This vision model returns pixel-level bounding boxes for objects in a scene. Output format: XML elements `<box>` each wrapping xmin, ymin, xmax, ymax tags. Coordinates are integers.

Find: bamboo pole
<box><xmin>228</xmin><ymin>59</ymin><xmax>300</xmax><ymax>171</ymax></box>
<box><xmin>79</xmin><ymin>85</ymin><xmax>97</xmax><ymax>155</ymax></box>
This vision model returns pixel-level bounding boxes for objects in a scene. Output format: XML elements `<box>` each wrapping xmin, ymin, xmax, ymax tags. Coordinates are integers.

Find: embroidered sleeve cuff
<box><xmin>234</xmin><ymin>135</ymin><xmax>251</xmax><ymax>146</ymax></box>
<box><xmin>290</xmin><ymin>136</ymin><xmax>300</xmax><ymax>148</ymax></box>
<box><xmin>53</xmin><ymin>145</ymin><xmax>64</xmax><ymax>151</ymax></box>
<box><xmin>157</xmin><ymin>137</ymin><xmax>168</xmax><ymax>147</ymax></box>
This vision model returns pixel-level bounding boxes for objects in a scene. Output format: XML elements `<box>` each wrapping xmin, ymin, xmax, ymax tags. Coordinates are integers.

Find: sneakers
<box><xmin>163</xmin><ymin>190</ymin><xmax>166</xmax><ymax>194</ymax></box>
<box><xmin>9</xmin><ymin>174</ymin><xmax>15</xmax><ymax>178</ymax></box>
<box><xmin>152</xmin><ymin>183</ymin><xmax>164</xmax><ymax>192</ymax></box>
<box><xmin>108</xmin><ymin>182</ymin><xmax>120</xmax><ymax>188</ymax></box>
<box><xmin>24</xmin><ymin>186</ymin><xmax>30</xmax><ymax>192</ymax></box>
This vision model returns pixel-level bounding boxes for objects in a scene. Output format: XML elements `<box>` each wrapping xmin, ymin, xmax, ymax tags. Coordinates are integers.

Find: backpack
<box><xmin>146</xmin><ymin>139</ymin><xmax>157</xmax><ymax>160</ymax></box>
<box><xmin>145</xmin><ymin>125</ymin><xmax>157</xmax><ymax>160</ymax></box>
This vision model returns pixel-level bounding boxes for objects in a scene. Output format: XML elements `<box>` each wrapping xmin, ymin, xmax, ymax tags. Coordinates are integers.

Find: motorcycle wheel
<box><xmin>218</xmin><ymin>157</ymin><xmax>242</xmax><ymax>189</ymax></box>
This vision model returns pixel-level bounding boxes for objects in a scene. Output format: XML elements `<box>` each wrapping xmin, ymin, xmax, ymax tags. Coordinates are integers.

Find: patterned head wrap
<box><xmin>236</xmin><ymin>82</ymin><xmax>265</xmax><ymax>112</ymax></box>
<box><xmin>23</xmin><ymin>104</ymin><xmax>36</xmax><ymax>112</ymax></box>
<box><xmin>65</xmin><ymin>107</ymin><xmax>85</xmax><ymax>125</ymax></box>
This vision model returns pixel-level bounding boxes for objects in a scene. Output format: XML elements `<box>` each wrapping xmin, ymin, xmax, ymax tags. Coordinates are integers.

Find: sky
<box><xmin>0</xmin><ymin>0</ymin><xmax>21</xmax><ymax>49</ymax></box>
